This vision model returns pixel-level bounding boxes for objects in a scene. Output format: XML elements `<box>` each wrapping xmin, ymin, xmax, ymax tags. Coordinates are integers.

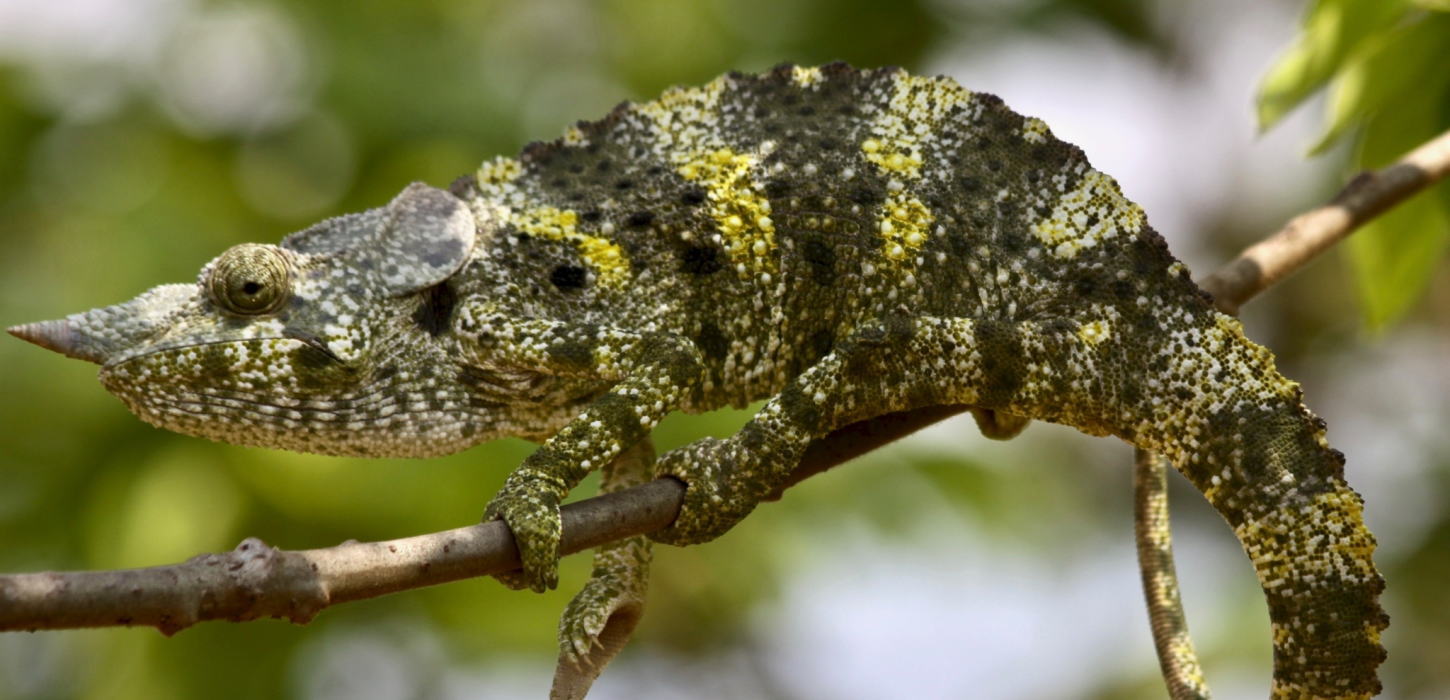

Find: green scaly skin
<box><xmin>10</xmin><ymin>63</ymin><xmax>1386</xmax><ymax>698</ymax></box>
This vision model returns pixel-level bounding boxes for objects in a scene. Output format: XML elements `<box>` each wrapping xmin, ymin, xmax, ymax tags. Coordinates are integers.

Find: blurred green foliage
<box><xmin>1258</xmin><ymin>0</ymin><xmax>1450</xmax><ymax>327</ymax></box>
<box><xmin>1</xmin><ymin>1</ymin><xmax>1447</xmax><ymax>699</ymax></box>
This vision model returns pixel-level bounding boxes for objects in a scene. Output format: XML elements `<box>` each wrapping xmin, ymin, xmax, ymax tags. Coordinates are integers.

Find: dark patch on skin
<box><xmin>972</xmin><ymin>319</ymin><xmax>1025</xmax><ymax>409</ymax></box>
<box><xmin>626</xmin><ymin>211</ymin><xmax>655</xmax><ymax>228</ymax></box>
<box><xmin>679</xmin><ymin>245</ymin><xmax>723</xmax><ymax>275</ymax></box>
<box><xmin>848</xmin><ymin>181</ymin><xmax>884</xmax><ymax>207</ymax></box>
<box><xmin>548</xmin><ymin>339</ymin><xmax>596</xmax><ymax>371</ymax></box>
<box><xmin>587</xmin><ymin>392</ymin><xmax>649</xmax><ymax>446</ymax></box>
<box><xmin>807</xmin><ymin>329</ymin><xmax>834</xmax><ymax>364</ymax></box>
<box><xmin>291</xmin><ymin>344</ymin><xmax>346</xmax><ymax>391</ymax></box>
<box><xmin>694</xmin><ymin>323</ymin><xmax>728</xmax><ymax>360</ymax></box>
<box><xmin>422</xmin><ymin>236</ymin><xmax>465</xmax><ymax>268</ymax></box>
<box><xmin>801</xmin><ymin>238</ymin><xmax>836</xmax><ymax>285</ymax></box>
<box><xmin>447</xmin><ymin>174</ymin><xmax>478</xmax><ymax>198</ymax></box>
<box><xmin>550</xmin><ymin>265</ymin><xmax>588</xmax><ymax>291</ymax></box>
<box><xmin>778</xmin><ymin>383</ymin><xmax>822</xmax><ymax>433</ymax></box>
<box><xmin>680</xmin><ymin>188</ymin><xmax>706</xmax><ymax>205</ymax></box>
<box><xmin>198</xmin><ymin>343</ymin><xmax>230</xmax><ymax>373</ymax></box>
<box><xmin>663</xmin><ymin>349</ymin><xmax>702</xmax><ymax>387</ymax></box>
<box><xmin>412</xmin><ymin>282</ymin><xmax>457</xmax><ymax>337</ymax></box>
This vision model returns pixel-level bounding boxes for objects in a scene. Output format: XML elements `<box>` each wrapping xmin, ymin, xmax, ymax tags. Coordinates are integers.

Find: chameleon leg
<box><xmin>550</xmin><ymin>438</ymin><xmax>655</xmax><ymax>700</ymax></box>
<box><xmin>650</xmin><ymin>313</ymin><xmax>1385</xmax><ymax>698</ymax></box>
<box><xmin>461</xmin><ymin>307</ymin><xmax>703</xmax><ymax>592</ymax></box>
<box><xmin>1134</xmin><ymin>448</ymin><xmax>1211</xmax><ymax>700</ymax></box>
<box><xmin>650</xmin><ymin>314</ymin><xmax>1054</xmax><ymax>545</ymax></box>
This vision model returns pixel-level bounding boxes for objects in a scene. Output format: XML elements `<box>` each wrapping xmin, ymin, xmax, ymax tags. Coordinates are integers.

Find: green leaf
<box><xmin>1412</xmin><ymin>0</ymin><xmax>1450</xmax><ymax>11</ymax></box>
<box><xmin>1348</xmin><ymin>187</ymin><xmax>1450</xmax><ymax>328</ymax></box>
<box><xmin>1345</xmin><ymin>78</ymin><xmax>1450</xmax><ymax>328</ymax></box>
<box><xmin>1256</xmin><ymin>0</ymin><xmax>1410</xmax><ymax>131</ymax></box>
<box><xmin>1312</xmin><ymin>14</ymin><xmax>1450</xmax><ymax>153</ymax></box>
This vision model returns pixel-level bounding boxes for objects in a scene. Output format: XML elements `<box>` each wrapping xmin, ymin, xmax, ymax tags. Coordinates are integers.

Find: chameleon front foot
<box><xmin>649</xmin><ymin>437</ymin><xmax>764</xmax><ymax>546</ymax></box>
<box><xmin>484</xmin><ymin>482</ymin><xmax>564</xmax><ymax>593</ymax></box>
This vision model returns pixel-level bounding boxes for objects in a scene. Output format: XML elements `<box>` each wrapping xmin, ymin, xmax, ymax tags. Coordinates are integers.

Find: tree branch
<box><xmin>1201</xmin><ymin>127</ymin><xmax>1450</xmax><ymax>314</ymax></box>
<box><xmin>3</xmin><ymin>127</ymin><xmax>1448</xmax><ymax>635</ymax></box>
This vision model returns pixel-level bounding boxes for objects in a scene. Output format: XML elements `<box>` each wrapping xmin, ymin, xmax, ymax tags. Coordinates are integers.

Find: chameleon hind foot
<box><xmin>550</xmin><ymin>439</ymin><xmax>655</xmax><ymax>700</ymax></box>
<box><xmin>649</xmin><ymin>436</ymin><xmax>766</xmax><ymax>547</ymax></box>
<box><xmin>550</xmin><ymin>535</ymin><xmax>650</xmax><ymax>700</ymax></box>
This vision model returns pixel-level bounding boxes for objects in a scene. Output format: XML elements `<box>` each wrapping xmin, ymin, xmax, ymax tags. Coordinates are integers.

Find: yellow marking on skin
<box><xmin>1210</xmin><ymin>315</ymin><xmax>1301</xmax><ymax>397</ymax></box>
<box><xmin>1022</xmin><ymin>117</ymin><xmax>1050</xmax><ymax>144</ymax></box>
<box><xmin>1030</xmin><ymin>170</ymin><xmax>1146</xmax><ymax>259</ymax></box>
<box><xmin>1236</xmin><ymin>488</ymin><xmax>1378</xmax><ymax>590</ymax></box>
<box><xmin>677</xmin><ymin>147</ymin><xmax>777</xmax><ymax>278</ymax></box>
<box><xmin>478</xmin><ymin>156</ymin><xmax>522</xmax><ymax>185</ymax></box>
<box><xmin>878</xmin><ymin>194</ymin><xmax>933</xmax><ymax>260</ymax></box>
<box><xmin>562</xmin><ymin>125</ymin><xmax>588</xmax><ymax>146</ymax></box>
<box><xmin>1078</xmin><ymin>320</ymin><xmax>1112</xmax><ymax>346</ymax></box>
<box><xmin>633</xmin><ymin>75</ymin><xmax>778</xmax><ymax>280</ymax></box>
<box><xmin>791</xmin><ymin>65</ymin><xmax>824</xmax><ymax>88</ymax></box>
<box><xmin>513</xmin><ymin>207</ymin><xmax>629</xmax><ymax>286</ymax></box>
<box><xmin>861</xmin><ymin>72</ymin><xmax>973</xmax><ymax>179</ymax></box>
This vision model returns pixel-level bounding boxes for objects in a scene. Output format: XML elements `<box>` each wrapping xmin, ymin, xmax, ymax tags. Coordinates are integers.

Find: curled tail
<box><xmin>1130</xmin><ymin>316</ymin><xmax>1387</xmax><ymax>698</ymax></box>
<box><xmin>1231</xmin><ymin>462</ymin><xmax>1387</xmax><ymax>698</ymax></box>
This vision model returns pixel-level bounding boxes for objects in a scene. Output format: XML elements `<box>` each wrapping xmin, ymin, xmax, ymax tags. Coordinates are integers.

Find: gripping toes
<box><xmin>485</xmin><ymin>482</ymin><xmax>564</xmax><ymax>592</ymax></box>
<box><xmin>558</xmin><ymin>538</ymin><xmax>649</xmax><ymax>664</ymax></box>
<box><xmin>550</xmin><ymin>548</ymin><xmax>647</xmax><ymax>700</ymax></box>
<box><xmin>650</xmin><ymin>437</ymin><xmax>763</xmax><ymax>546</ymax></box>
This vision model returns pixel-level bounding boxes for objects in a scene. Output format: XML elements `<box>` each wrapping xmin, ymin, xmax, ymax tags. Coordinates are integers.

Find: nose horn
<box><xmin>8</xmin><ymin>319</ymin><xmax>108</xmax><ymax>364</ymax></box>
<box><xmin>9</xmin><ymin>283</ymin><xmax>197</xmax><ymax>366</ymax></box>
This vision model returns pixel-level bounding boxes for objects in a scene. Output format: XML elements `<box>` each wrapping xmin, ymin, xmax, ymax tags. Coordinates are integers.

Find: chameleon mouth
<box><xmin>282</xmin><ymin>328</ymin><xmax>343</xmax><ymax>364</ymax></box>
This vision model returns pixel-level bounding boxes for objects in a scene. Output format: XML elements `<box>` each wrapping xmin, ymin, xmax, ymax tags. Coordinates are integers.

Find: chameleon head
<box><xmin>8</xmin><ymin>182</ymin><xmax>504</xmax><ymax>458</ymax></box>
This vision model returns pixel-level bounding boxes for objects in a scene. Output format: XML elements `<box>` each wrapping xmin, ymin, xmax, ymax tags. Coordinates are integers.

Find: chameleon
<box><xmin>9</xmin><ymin>63</ymin><xmax>1386</xmax><ymax>698</ymax></box>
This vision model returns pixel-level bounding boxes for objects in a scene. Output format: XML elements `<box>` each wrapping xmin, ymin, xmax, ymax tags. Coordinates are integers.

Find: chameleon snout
<box><xmin>9</xmin><ymin>283</ymin><xmax>195</xmax><ymax>366</ymax></box>
<box><xmin>8</xmin><ymin>318</ymin><xmax>101</xmax><ymax>363</ymax></box>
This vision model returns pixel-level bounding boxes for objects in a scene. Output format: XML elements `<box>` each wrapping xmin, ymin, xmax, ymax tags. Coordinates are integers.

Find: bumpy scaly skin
<box><xmin>12</xmin><ymin>64</ymin><xmax>1385</xmax><ymax>697</ymax></box>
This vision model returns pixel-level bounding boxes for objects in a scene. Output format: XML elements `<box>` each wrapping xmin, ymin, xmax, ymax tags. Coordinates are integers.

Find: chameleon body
<box><xmin>11</xmin><ymin>64</ymin><xmax>1385</xmax><ymax>697</ymax></box>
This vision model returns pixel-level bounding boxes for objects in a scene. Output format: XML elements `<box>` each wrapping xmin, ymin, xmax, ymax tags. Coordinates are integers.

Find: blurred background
<box><xmin>2</xmin><ymin>0</ymin><xmax>1448</xmax><ymax>698</ymax></box>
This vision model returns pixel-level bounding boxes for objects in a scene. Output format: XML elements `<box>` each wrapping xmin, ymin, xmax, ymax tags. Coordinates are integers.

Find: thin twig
<box><xmin>3</xmin><ymin>128</ymin><xmax>1448</xmax><ymax>634</ymax></box>
<box><xmin>1201</xmin><ymin>128</ymin><xmax>1450</xmax><ymax>313</ymax></box>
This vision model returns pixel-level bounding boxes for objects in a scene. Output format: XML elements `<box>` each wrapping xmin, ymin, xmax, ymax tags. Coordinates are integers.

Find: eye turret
<box><xmin>207</xmin><ymin>244</ymin><xmax>292</xmax><ymax>315</ymax></box>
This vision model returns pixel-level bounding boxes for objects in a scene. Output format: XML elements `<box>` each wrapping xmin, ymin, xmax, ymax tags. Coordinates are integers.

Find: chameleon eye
<box><xmin>207</xmin><ymin>244</ymin><xmax>292</xmax><ymax>315</ymax></box>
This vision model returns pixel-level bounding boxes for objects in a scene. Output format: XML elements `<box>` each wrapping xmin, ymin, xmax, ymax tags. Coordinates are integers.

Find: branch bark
<box><xmin>3</xmin><ymin>128</ymin><xmax>1448</xmax><ymax>635</ymax></box>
